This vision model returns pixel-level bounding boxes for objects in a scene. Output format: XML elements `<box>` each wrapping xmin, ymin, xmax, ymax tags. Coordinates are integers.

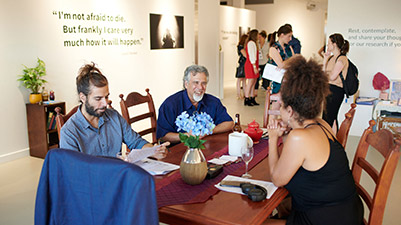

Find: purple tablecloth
<box><xmin>156</xmin><ymin>139</ymin><xmax>269</xmax><ymax>208</ymax></box>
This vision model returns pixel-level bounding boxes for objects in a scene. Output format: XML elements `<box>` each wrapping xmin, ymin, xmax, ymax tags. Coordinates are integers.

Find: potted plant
<box><xmin>18</xmin><ymin>58</ymin><xmax>47</xmax><ymax>104</ymax></box>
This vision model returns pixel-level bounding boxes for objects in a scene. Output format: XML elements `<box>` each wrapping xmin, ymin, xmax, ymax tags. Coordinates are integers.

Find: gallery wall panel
<box><xmin>0</xmin><ymin>0</ymin><xmax>195</xmax><ymax>159</ymax></box>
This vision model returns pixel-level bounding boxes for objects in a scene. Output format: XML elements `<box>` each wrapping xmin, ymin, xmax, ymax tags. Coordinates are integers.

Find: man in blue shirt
<box><xmin>157</xmin><ymin>65</ymin><xmax>234</xmax><ymax>144</ymax></box>
<box><xmin>60</xmin><ymin>63</ymin><xmax>168</xmax><ymax>158</ymax></box>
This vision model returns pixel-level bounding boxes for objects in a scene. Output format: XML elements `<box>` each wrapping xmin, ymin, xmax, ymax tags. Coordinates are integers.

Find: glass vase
<box><xmin>180</xmin><ymin>148</ymin><xmax>208</xmax><ymax>185</ymax></box>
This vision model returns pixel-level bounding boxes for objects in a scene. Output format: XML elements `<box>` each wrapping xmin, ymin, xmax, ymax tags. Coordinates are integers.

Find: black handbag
<box><xmin>236</xmin><ymin>65</ymin><xmax>245</xmax><ymax>78</ymax></box>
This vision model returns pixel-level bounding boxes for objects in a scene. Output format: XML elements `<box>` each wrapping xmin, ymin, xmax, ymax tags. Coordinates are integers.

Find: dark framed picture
<box><xmin>238</xmin><ymin>26</ymin><xmax>250</xmax><ymax>41</ymax></box>
<box><xmin>150</xmin><ymin>13</ymin><xmax>184</xmax><ymax>49</ymax></box>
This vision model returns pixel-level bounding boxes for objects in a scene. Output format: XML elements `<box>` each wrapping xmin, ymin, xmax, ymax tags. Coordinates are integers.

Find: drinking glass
<box><xmin>241</xmin><ymin>146</ymin><xmax>254</xmax><ymax>178</ymax></box>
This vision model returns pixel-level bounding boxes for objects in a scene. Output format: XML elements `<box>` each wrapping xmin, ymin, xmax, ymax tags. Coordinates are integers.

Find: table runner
<box><xmin>156</xmin><ymin>139</ymin><xmax>269</xmax><ymax>208</ymax></box>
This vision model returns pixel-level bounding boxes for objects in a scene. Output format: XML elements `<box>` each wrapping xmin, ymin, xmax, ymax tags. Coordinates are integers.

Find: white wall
<box><xmin>198</xmin><ymin>0</ymin><xmax>221</xmax><ymax>97</ymax></box>
<box><xmin>327</xmin><ymin>0</ymin><xmax>401</xmax><ymax>97</ymax></box>
<box><xmin>220</xmin><ymin>6</ymin><xmax>256</xmax><ymax>86</ymax></box>
<box><xmin>0</xmin><ymin>0</ymin><xmax>223</xmax><ymax>162</ymax></box>
<box><xmin>246</xmin><ymin>0</ymin><xmax>327</xmax><ymax>61</ymax></box>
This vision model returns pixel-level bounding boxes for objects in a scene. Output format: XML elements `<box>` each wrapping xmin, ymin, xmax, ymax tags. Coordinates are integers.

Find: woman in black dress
<box><xmin>266</xmin><ymin>55</ymin><xmax>363</xmax><ymax>225</ymax></box>
<box><xmin>322</xmin><ymin>33</ymin><xmax>350</xmax><ymax>131</ymax></box>
<box><xmin>235</xmin><ymin>34</ymin><xmax>248</xmax><ymax>99</ymax></box>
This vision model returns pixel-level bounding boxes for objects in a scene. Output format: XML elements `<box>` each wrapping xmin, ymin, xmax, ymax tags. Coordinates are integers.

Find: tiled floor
<box><xmin>0</xmin><ymin>85</ymin><xmax>400</xmax><ymax>225</ymax></box>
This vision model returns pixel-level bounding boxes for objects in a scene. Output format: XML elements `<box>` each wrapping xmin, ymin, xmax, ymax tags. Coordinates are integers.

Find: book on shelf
<box><xmin>47</xmin><ymin>112</ymin><xmax>56</xmax><ymax>130</ymax></box>
<box><xmin>51</xmin><ymin>119</ymin><xmax>57</xmax><ymax>130</ymax></box>
<box><xmin>47</xmin><ymin>112</ymin><xmax>54</xmax><ymax>129</ymax></box>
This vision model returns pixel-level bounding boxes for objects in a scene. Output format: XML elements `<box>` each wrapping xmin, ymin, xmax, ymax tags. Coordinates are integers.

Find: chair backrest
<box><xmin>337</xmin><ymin>103</ymin><xmax>357</xmax><ymax>148</ymax></box>
<box><xmin>55</xmin><ymin>105</ymin><xmax>79</xmax><ymax>138</ymax></box>
<box><xmin>119</xmin><ymin>88</ymin><xmax>157</xmax><ymax>144</ymax></box>
<box><xmin>351</xmin><ymin>120</ymin><xmax>401</xmax><ymax>225</ymax></box>
<box><xmin>55</xmin><ymin>100</ymin><xmax>113</xmax><ymax>138</ymax></box>
<box><xmin>35</xmin><ymin>148</ymin><xmax>159</xmax><ymax>225</ymax></box>
<box><xmin>263</xmin><ymin>86</ymin><xmax>281</xmax><ymax>128</ymax></box>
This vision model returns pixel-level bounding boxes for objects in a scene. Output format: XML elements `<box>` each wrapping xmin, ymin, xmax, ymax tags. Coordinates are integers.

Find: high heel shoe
<box><xmin>250</xmin><ymin>97</ymin><xmax>259</xmax><ymax>106</ymax></box>
<box><xmin>244</xmin><ymin>97</ymin><xmax>254</xmax><ymax>106</ymax></box>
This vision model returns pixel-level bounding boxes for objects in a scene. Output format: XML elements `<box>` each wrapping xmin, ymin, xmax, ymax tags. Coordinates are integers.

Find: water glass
<box><xmin>241</xmin><ymin>146</ymin><xmax>254</xmax><ymax>178</ymax></box>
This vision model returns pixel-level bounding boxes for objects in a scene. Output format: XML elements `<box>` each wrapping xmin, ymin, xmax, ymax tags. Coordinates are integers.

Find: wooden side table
<box><xmin>26</xmin><ymin>101</ymin><xmax>65</xmax><ymax>158</ymax></box>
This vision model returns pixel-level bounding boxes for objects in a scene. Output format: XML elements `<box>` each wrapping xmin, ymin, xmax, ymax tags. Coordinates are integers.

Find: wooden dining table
<box><xmin>155</xmin><ymin>132</ymin><xmax>289</xmax><ymax>225</ymax></box>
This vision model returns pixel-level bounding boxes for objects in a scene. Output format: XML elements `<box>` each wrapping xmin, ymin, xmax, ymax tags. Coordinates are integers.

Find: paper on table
<box><xmin>135</xmin><ymin>159</ymin><xmax>179</xmax><ymax>175</ymax></box>
<box><xmin>127</xmin><ymin>145</ymin><xmax>158</xmax><ymax>163</ymax></box>
<box><xmin>208</xmin><ymin>155</ymin><xmax>238</xmax><ymax>165</ymax></box>
<box><xmin>262</xmin><ymin>64</ymin><xmax>286</xmax><ymax>83</ymax></box>
<box><xmin>219</xmin><ymin>155</ymin><xmax>239</xmax><ymax>161</ymax></box>
<box><xmin>215</xmin><ymin>175</ymin><xmax>278</xmax><ymax>199</ymax></box>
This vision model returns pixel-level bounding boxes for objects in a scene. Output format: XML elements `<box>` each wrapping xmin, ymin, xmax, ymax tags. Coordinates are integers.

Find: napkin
<box><xmin>215</xmin><ymin>175</ymin><xmax>278</xmax><ymax>199</ymax></box>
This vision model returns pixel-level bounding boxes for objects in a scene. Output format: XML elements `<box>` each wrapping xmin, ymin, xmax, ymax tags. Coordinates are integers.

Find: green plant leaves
<box><xmin>179</xmin><ymin>133</ymin><xmax>206</xmax><ymax>149</ymax></box>
<box><xmin>17</xmin><ymin>58</ymin><xmax>47</xmax><ymax>94</ymax></box>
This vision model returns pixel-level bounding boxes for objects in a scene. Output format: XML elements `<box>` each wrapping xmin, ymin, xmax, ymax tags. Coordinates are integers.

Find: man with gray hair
<box><xmin>156</xmin><ymin>65</ymin><xmax>233</xmax><ymax>144</ymax></box>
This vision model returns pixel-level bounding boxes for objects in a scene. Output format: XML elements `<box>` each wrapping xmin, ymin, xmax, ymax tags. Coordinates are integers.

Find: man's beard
<box><xmin>193</xmin><ymin>93</ymin><xmax>204</xmax><ymax>102</ymax></box>
<box><xmin>84</xmin><ymin>100</ymin><xmax>106</xmax><ymax>117</ymax></box>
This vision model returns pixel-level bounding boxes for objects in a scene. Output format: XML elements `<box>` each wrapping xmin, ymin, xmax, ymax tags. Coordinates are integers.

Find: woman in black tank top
<box><xmin>265</xmin><ymin>56</ymin><xmax>363</xmax><ymax>225</ymax></box>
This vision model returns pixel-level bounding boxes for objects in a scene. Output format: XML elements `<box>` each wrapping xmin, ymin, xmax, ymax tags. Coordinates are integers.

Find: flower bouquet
<box><xmin>175</xmin><ymin>111</ymin><xmax>216</xmax><ymax>149</ymax></box>
<box><xmin>175</xmin><ymin>111</ymin><xmax>215</xmax><ymax>185</ymax></box>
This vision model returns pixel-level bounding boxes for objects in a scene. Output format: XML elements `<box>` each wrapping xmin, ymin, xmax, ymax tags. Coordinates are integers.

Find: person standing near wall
<box><xmin>284</xmin><ymin>24</ymin><xmax>301</xmax><ymax>54</ymax></box>
<box><xmin>235</xmin><ymin>34</ymin><xmax>248</xmax><ymax>99</ymax></box>
<box><xmin>268</xmin><ymin>25</ymin><xmax>294</xmax><ymax>94</ymax></box>
<box><xmin>244</xmin><ymin>29</ymin><xmax>260</xmax><ymax>106</ymax></box>
<box><xmin>258</xmin><ymin>30</ymin><xmax>270</xmax><ymax>90</ymax></box>
<box><xmin>322</xmin><ymin>33</ymin><xmax>349</xmax><ymax>131</ymax></box>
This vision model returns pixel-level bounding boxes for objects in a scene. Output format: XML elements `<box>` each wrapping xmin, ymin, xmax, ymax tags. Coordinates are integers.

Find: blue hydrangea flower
<box><xmin>175</xmin><ymin>111</ymin><xmax>215</xmax><ymax>137</ymax></box>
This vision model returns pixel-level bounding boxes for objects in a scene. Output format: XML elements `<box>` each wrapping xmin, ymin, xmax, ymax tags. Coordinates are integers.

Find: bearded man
<box><xmin>156</xmin><ymin>65</ymin><xmax>233</xmax><ymax>144</ymax></box>
<box><xmin>59</xmin><ymin>63</ymin><xmax>168</xmax><ymax>157</ymax></box>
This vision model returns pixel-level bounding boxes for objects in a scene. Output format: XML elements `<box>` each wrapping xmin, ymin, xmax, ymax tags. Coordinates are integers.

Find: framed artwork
<box><xmin>389</xmin><ymin>79</ymin><xmax>401</xmax><ymax>102</ymax></box>
<box><xmin>149</xmin><ymin>13</ymin><xmax>184</xmax><ymax>49</ymax></box>
<box><xmin>238</xmin><ymin>26</ymin><xmax>250</xmax><ymax>41</ymax></box>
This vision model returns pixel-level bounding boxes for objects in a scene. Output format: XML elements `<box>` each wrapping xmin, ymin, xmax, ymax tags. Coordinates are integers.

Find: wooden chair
<box><xmin>351</xmin><ymin>120</ymin><xmax>401</xmax><ymax>225</ymax></box>
<box><xmin>119</xmin><ymin>88</ymin><xmax>157</xmax><ymax>144</ymax></box>
<box><xmin>55</xmin><ymin>106</ymin><xmax>79</xmax><ymax>138</ymax></box>
<box><xmin>336</xmin><ymin>103</ymin><xmax>357</xmax><ymax>148</ymax></box>
<box><xmin>55</xmin><ymin>100</ymin><xmax>113</xmax><ymax>138</ymax></box>
<box><xmin>263</xmin><ymin>86</ymin><xmax>281</xmax><ymax>128</ymax></box>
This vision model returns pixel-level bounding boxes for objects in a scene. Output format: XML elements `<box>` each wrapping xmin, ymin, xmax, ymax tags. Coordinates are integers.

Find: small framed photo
<box><xmin>389</xmin><ymin>80</ymin><xmax>401</xmax><ymax>102</ymax></box>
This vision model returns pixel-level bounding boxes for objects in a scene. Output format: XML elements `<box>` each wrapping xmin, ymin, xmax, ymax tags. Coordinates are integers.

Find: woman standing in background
<box><xmin>268</xmin><ymin>25</ymin><xmax>294</xmax><ymax>94</ymax></box>
<box><xmin>235</xmin><ymin>34</ymin><xmax>248</xmax><ymax>99</ymax></box>
<box><xmin>322</xmin><ymin>33</ymin><xmax>349</xmax><ymax>131</ymax></box>
<box><xmin>244</xmin><ymin>29</ymin><xmax>260</xmax><ymax>106</ymax></box>
<box><xmin>258</xmin><ymin>30</ymin><xmax>270</xmax><ymax>90</ymax></box>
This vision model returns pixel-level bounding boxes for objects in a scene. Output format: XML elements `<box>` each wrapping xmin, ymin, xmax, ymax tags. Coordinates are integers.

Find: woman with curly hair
<box><xmin>266</xmin><ymin>55</ymin><xmax>363</xmax><ymax>225</ymax></box>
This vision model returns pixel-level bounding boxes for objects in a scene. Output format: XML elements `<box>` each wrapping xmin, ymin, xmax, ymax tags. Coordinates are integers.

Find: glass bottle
<box><xmin>233</xmin><ymin>113</ymin><xmax>242</xmax><ymax>132</ymax></box>
<box><xmin>49</xmin><ymin>90</ymin><xmax>55</xmax><ymax>101</ymax></box>
<box><xmin>41</xmin><ymin>87</ymin><xmax>49</xmax><ymax>101</ymax></box>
